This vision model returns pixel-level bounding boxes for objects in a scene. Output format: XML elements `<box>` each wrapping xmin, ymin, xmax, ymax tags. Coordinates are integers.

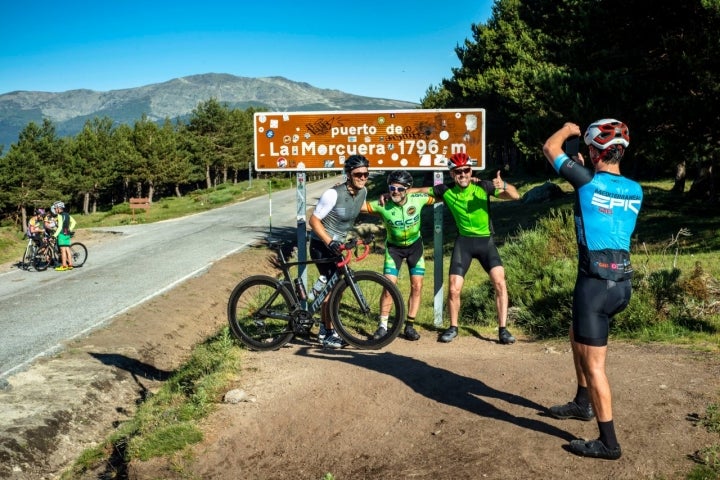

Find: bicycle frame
<box><xmin>273</xmin><ymin>241</ymin><xmax>369</xmax><ymax>318</ymax></box>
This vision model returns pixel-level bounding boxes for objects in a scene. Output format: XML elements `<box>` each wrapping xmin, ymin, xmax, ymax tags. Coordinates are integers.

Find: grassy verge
<box><xmin>0</xmin><ymin>177</ymin><xmax>296</xmax><ymax>266</ymax></box>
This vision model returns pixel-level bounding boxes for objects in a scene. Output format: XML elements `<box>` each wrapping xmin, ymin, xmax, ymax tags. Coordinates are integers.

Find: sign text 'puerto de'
<box><xmin>254</xmin><ymin>109</ymin><xmax>485</xmax><ymax>172</ymax></box>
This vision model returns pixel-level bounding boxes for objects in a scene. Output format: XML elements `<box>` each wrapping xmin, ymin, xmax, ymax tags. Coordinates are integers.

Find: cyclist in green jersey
<box><xmin>406</xmin><ymin>152</ymin><xmax>520</xmax><ymax>345</ymax></box>
<box><xmin>362</xmin><ymin>170</ymin><xmax>435</xmax><ymax>341</ymax></box>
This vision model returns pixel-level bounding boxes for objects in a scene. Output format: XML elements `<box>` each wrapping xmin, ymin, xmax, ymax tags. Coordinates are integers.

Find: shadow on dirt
<box><xmin>296</xmin><ymin>347</ymin><xmax>577</xmax><ymax>442</ymax></box>
<box><xmin>89</xmin><ymin>352</ymin><xmax>173</xmax><ymax>402</ymax></box>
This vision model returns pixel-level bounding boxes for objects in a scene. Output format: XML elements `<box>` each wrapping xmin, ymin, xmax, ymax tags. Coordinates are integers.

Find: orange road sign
<box><xmin>254</xmin><ymin>108</ymin><xmax>485</xmax><ymax>172</ymax></box>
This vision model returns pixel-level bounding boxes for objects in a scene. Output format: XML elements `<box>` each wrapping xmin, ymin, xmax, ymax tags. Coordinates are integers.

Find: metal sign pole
<box><xmin>433</xmin><ymin>171</ymin><xmax>444</xmax><ymax>327</ymax></box>
<box><xmin>296</xmin><ymin>172</ymin><xmax>308</xmax><ymax>299</ymax></box>
<box><xmin>268</xmin><ymin>178</ymin><xmax>272</xmax><ymax>234</ymax></box>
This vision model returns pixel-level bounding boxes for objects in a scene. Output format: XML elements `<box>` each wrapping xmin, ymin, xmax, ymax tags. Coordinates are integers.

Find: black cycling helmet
<box><xmin>343</xmin><ymin>155</ymin><xmax>370</xmax><ymax>174</ymax></box>
<box><xmin>387</xmin><ymin>170</ymin><xmax>413</xmax><ymax>187</ymax></box>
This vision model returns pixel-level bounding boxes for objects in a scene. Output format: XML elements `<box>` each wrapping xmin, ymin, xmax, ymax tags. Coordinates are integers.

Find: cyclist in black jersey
<box><xmin>405</xmin><ymin>152</ymin><xmax>520</xmax><ymax>345</ymax></box>
<box><xmin>543</xmin><ymin>119</ymin><xmax>642</xmax><ymax>460</ymax></box>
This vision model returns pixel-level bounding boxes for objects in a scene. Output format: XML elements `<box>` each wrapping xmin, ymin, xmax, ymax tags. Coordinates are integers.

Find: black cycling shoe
<box><xmin>439</xmin><ymin>326</ymin><xmax>458</xmax><ymax>343</ymax></box>
<box><xmin>372</xmin><ymin>326</ymin><xmax>387</xmax><ymax>340</ymax></box>
<box><xmin>568</xmin><ymin>439</ymin><xmax>622</xmax><ymax>460</ymax></box>
<box><xmin>404</xmin><ymin>324</ymin><xmax>420</xmax><ymax>341</ymax></box>
<box><xmin>498</xmin><ymin>328</ymin><xmax>516</xmax><ymax>344</ymax></box>
<box><xmin>549</xmin><ymin>401</ymin><xmax>595</xmax><ymax>421</ymax></box>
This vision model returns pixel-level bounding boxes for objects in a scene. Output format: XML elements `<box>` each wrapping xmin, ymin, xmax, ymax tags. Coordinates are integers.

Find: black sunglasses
<box><xmin>453</xmin><ymin>167</ymin><xmax>472</xmax><ymax>175</ymax></box>
<box><xmin>352</xmin><ymin>172</ymin><xmax>369</xmax><ymax>178</ymax></box>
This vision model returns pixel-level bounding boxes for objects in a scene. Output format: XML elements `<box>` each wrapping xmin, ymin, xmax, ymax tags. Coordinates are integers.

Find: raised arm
<box><xmin>542</xmin><ymin>122</ymin><xmax>582</xmax><ymax>166</ymax></box>
<box><xmin>492</xmin><ymin>170</ymin><xmax>520</xmax><ymax>200</ymax></box>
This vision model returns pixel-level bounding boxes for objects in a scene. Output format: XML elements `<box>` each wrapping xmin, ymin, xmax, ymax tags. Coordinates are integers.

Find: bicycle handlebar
<box><xmin>336</xmin><ymin>239</ymin><xmax>371</xmax><ymax>267</ymax></box>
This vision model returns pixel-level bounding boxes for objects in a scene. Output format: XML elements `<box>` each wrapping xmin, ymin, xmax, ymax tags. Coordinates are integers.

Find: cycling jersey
<box><xmin>552</xmin><ymin>153</ymin><xmax>643</xmax><ymax>281</ymax></box>
<box><xmin>365</xmin><ymin>193</ymin><xmax>435</xmax><ymax>247</ymax></box>
<box><xmin>430</xmin><ymin>181</ymin><xmax>496</xmax><ymax>237</ymax></box>
<box><xmin>310</xmin><ymin>184</ymin><xmax>367</xmax><ymax>243</ymax></box>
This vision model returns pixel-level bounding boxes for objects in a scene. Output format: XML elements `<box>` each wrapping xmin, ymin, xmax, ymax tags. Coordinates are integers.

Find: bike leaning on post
<box><xmin>227</xmin><ymin>238</ymin><xmax>406</xmax><ymax>351</ymax></box>
<box><xmin>21</xmin><ymin>235</ymin><xmax>88</xmax><ymax>271</ymax></box>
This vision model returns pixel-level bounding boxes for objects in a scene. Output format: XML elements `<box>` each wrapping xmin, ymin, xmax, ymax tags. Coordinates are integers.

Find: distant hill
<box><xmin>0</xmin><ymin>73</ymin><xmax>420</xmax><ymax>149</ymax></box>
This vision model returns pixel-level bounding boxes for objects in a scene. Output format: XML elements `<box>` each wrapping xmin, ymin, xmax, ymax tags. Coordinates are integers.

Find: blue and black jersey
<box><xmin>552</xmin><ymin>153</ymin><xmax>643</xmax><ymax>281</ymax></box>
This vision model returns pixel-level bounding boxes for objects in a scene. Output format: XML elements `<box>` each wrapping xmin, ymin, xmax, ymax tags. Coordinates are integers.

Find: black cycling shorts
<box><xmin>449</xmin><ymin>235</ymin><xmax>503</xmax><ymax>276</ymax></box>
<box><xmin>573</xmin><ymin>275</ymin><xmax>632</xmax><ymax>347</ymax></box>
<box><xmin>309</xmin><ymin>238</ymin><xmax>339</xmax><ymax>280</ymax></box>
<box><xmin>385</xmin><ymin>238</ymin><xmax>425</xmax><ymax>276</ymax></box>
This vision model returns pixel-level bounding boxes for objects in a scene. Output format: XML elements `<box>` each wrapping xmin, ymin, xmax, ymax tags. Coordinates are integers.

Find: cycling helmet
<box><xmin>447</xmin><ymin>152</ymin><xmax>470</xmax><ymax>170</ymax></box>
<box><xmin>584</xmin><ymin>119</ymin><xmax>630</xmax><ymax>150</ymax></box>
<box><xmin>343</xmin><ymin>154</ymin><xmax>370</xmax><ymax>174</ymax></box>
<box><xmin>387</xmin><ymin>170</ymin><xmax>413</xmax><ymax>187</ymax></box>
<box><xmin>35</xmin><ymin>208</ymin><xmax>45</xmax><ymax>215</ymax></box>
<box><xmin>53</xmin><ymin>201</ymin><xmax>65</xmax><ymax>210</ymax></box>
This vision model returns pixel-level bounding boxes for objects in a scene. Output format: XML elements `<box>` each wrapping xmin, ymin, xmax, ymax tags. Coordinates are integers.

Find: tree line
<box><xmin>2</xmin><ymin>0</ymin><xmax>718</xmax><ymax>229</ymax></box>
<box><xmin>422</xmin><ymin>0</ymin><xmax>719</xmax><ymax>191</ymax></box>
<box><xmin>0</xmin><ymin>100</ymin><xmax>256</xmax><ymax>228</ymax></box>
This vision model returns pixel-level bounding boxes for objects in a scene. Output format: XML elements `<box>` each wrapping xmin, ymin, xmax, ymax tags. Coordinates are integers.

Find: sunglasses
<box><xmin>388</xmin><ymin>185</ymin><xmax>407</xmax><ymax>193</ymax></box>
<box><xmin>352</xmin><ymin>172</ymin><xmax>369</xmax><ymax>179</ymax></box>
<box><xmin>453</xmin><ymin>167</ymin><xmax>472</xmax><ymax>175</ymax></box>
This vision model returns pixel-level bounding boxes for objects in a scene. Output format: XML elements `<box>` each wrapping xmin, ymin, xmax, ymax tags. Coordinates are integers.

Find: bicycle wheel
<box><xmin>21</xmin><ymin>242</ymin><xmax>33</xmax><ymax>270</ymax></box>
<box><xmin>33</xmin><ymin>247</ymin><xmax>51</xmax><ymax>271</ymax></box>
<box><xmin>227</xmin><ymin>275</ymin><xmax>295</xmax><ymax>351</ymax></box>
<box><xmin>70</xmin><ymin>242</ymin><xmax>88</xmax><ymax>267</ymax></box>
<box><xmin>329</xmin><ymin>270</ymin><xmax>406</xmax><ymax>349</ymax></box>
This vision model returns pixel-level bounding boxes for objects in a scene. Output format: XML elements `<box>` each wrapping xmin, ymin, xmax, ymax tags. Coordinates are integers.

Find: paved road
<box><xmin>0</xmin><ymin>175</ymin><xmax>342</xmax><ymax>380</ymax></box>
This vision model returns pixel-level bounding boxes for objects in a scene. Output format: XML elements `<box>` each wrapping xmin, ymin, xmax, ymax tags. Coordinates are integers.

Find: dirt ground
<box><xmin>1</xmin><ymin>235</ymin><xmax>719</xmax><ymax>480</ymax></box>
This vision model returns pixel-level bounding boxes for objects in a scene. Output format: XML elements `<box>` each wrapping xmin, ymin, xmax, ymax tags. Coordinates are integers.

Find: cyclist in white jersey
<box><xmin>309</xmin><ymin>155</ymin><xmax>369</xmax><ymax>349</ymax></box>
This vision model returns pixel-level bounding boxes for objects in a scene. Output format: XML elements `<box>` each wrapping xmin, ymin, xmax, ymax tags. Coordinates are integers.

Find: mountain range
<box><xmin>0</xmin><ymin>73</ymin><xmax>420</xmax><ymax>149</ymax></box>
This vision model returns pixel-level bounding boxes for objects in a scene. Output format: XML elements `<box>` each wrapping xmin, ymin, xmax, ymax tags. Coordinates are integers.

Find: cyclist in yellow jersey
<box><xmin>27</xmin><ymin>208</ymin><xmax>47</xmax><ymax>246</ymax></box>
<box><xmin>406</xmin><ymin>152</ymin><xmax>520</xmax><ymax>344</ymax></box>
<box><xmin>362</xmin><ymin>170</ymin><xmax>435</xmax><ymax>341</ymax></box>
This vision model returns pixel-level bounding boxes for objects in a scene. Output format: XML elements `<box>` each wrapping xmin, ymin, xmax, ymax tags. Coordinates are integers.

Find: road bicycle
<box><xmin>21</xmin><ymin>235</ymin><xmax>88</xmax><ymax>271</ymax></box>
<box><xmin>227</xmin><ymin>238</ymin><xmax>406</xmax><ymax>351</ymax></box>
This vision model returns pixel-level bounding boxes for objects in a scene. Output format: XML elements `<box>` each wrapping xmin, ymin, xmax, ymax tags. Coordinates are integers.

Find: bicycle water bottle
<box><xmin>293</xmin><ymin>277</ymin><xmax>308</xmax><ymax>301</ymax></box>
<box><xmin>311</xmin><ymin>275</ymin><xmax>327</xmax><ymax>299</ymax></box>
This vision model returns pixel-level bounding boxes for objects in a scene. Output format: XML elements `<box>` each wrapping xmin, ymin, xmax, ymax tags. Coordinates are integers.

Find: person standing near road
<box><xmin>407</xmin><ymin>152</ymin><xmax>520</xmax><ymax>345</ymax></box>
<box><xmin>52</xmin><ymin>201</ymin><xmax>77</xmax><ymax>271</ymax></box>
<box><xmin>45</xmin><ymin>204</ymin><xmax>58</xmax><ymax>236</ymax></box>
<box><xmin>362</xmin><ymin>170</ymin><xmax>434</xmax><ymax>341</ymax></box>
<box><xmin>27</xmin><ymin>208</ymin><xmax>47</xmax><ymax>246</ymax></box>
<box><xmin>542</xmin><ymin>119</ymin><xmax>642</xmax><ymax>460</ymax></box>
<box><xmin>309</xmin><ymin>155</ymin><xmax>369</xmax><ymax>349</ymax></box>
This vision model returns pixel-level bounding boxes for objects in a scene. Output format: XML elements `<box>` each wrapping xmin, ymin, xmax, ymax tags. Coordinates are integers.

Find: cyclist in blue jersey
<box><xmin>543</xmin><ymin>119</ymin><xmax>642</xmax><ymax>460</ymax></box>
<box><xmin>362</xmin><ymin>170</ymin><xmax>435</xmax><ymax>341</ymax></box>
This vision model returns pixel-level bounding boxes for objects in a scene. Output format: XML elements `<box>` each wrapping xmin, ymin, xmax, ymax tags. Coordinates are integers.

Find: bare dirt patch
<box><xmin>1</xmin><ymin>246</ymin><xmax>718</xmax><ymax>480</ymax></box>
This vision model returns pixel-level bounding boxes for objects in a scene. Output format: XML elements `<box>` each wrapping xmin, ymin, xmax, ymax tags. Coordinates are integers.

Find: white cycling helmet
<box><xmin>584</xmin><ymin>119</ymin><xmax>630</xmax><ymax>150</ymax></box>
<box><xmin>53</xmin><ymin>201</ymin><xmax>65</xmax><ymax>210</ymax></box>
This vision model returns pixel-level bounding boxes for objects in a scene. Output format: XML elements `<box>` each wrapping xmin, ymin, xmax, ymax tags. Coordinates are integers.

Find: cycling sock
<box><xmin>574</xmin><ymin>385</ymin><xmax>590</xmax><ymax>407</ymax></box>
<box><xmin>598</xmin><ymin>420</ymin><xmax>619</xmax><ymax>449</ymax></box>
<box><xmin>379</xmin><ymin>315</ymin><xmax>388</xmax><ymax>329</ymax></box>
<box><xmin>406</xmin><ymin>316</ymin><xmax>415</xmax><ymax>326</ymax></box>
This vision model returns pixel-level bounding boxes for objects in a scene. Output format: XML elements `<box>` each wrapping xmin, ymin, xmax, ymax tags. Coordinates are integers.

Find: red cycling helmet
<box><xmin>447</xmin><ymin>152</ymin><xmax>471</xmax><ymax>170</ymax></box>
<box><xmin>584</xmin><ymin>119</ymin><xmax>630</xmax><ymax>150</ymax></box>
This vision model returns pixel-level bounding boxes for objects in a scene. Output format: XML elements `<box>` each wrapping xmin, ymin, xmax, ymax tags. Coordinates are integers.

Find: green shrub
<box><xmin>459</xmin><ymin>208</ymin><xmax>576</xmax><ymax>338</ymax></box>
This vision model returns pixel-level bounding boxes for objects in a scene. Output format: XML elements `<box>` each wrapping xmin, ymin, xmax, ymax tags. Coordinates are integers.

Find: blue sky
<box><xmin>0</xmin><ymin>1</ymin><xmax>494</xmax><ymax>103</ymax></box>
